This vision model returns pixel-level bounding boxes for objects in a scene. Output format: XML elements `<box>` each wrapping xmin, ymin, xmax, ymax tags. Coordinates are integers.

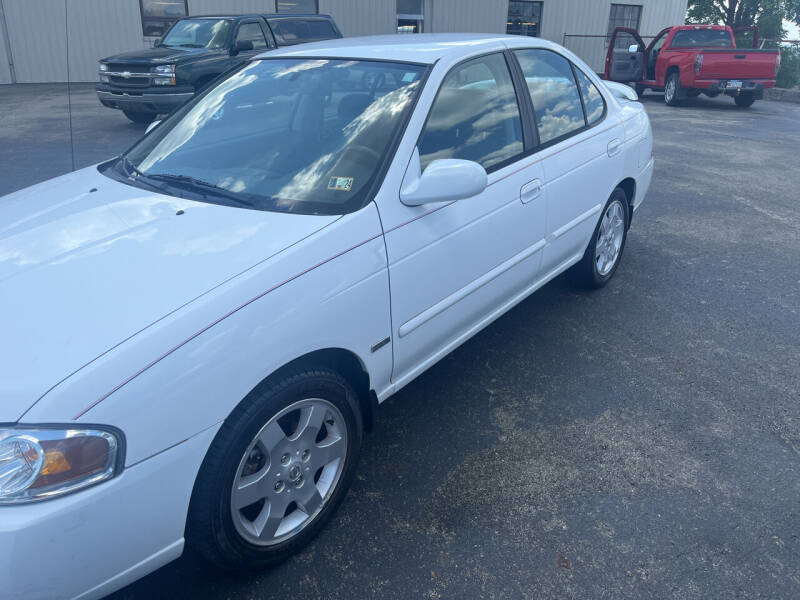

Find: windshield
<box><xmin>161</xmin><ymin>19</ymin><xmax>232</xmax><ymax>49</ymax></box>
<box><xmin>122</xmin><ymin>59</ymin><xmax>426</xmax><ymax>214</ymax></box>
<box><xmin>671</xmin><ymin>29</ymin><xmax>733</xmax><ymax>48</ymax></box>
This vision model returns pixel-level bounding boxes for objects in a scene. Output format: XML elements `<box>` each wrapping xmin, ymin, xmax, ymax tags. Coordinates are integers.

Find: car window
<box><xmin>671</xmin><ymin>29</ymin><xmax>733</xmax><ymax>48</ymax></box>
<box><xmin>122</xmin><ymin>59</ymin><xmax>426</xmax><ymax>215</ymax></box>
<box><xmin>651</xmin><ymin>31</ymin><xmax>668</xmax><ymax>53</ymax></box>
<box><xmin>418</xmin><ymin>53</ymin><xmax>523</xmax><ymax>172</ymax></box>
<box><xmin>514</xmin><ymin>49</ymin><xmax>585</xmax><ymax>144</ymax></box>
<box><xmin>572</xmin><ymin>66</ymin><xmax>605</xmax><ymax>126</ymax></box>
<box><xmin>161</xmin><ymin>18</ymin><xmax>232</xmax><ymax>49</ymax></box>
<box><xmin>236</xmin><ymin>23</ymin><xmax>268</xmax><ymax>50</ymax></box>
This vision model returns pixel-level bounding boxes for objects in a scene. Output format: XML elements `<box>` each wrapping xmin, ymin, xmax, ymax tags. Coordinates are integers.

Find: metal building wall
<box><xmin>0</xmin><ymin>0</ymin><xmax>12</xmax><ymax>83</ymax></box>
<box><xmin>0</xmin><ymin>0</ymin><xmax>689</xmax><ymax>84</ymax></box>
<box><xmin>2</xmin><ymin>0</ymin><xmax>146</xmax><ymax>83</ymax></box>
<box><xmin>318</xmin><ymin>0</ymin><xmax>395</xmax><ymax>37</ymax></box>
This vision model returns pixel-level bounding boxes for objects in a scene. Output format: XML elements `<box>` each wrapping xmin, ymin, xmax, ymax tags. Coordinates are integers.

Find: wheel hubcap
<box><xmin>666</xmin><ymin>80</ymin><xmax>675</xmax><ymax>101</ymax></box>
<box><xmin>230</xmin><ymin>398</ymin><xmax>347</xmax><ymax>546</ymax></box>
<box><xmin>595</xmin><ymin>200</ymin><xmax>625</xmax><ymax>277</ymax></box>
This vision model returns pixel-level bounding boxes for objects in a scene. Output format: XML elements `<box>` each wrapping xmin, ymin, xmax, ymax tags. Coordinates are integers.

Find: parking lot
<box><xmin>1</xmin><ymin>84</ymin><xmax>799</xmax><ymax>599</ymax></box>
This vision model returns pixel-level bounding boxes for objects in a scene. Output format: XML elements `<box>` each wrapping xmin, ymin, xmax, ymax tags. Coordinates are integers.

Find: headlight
<box><xmin>152</xmin><ymin>64</ymin><xmax>175</xmax><ymax>75</ymax></box>
<box><xmin>99</xmin><ymin>62</ymin><xmax>108</xmax><ymax>72</ymax></box>
<box><xmin>99</xmin><ymin>74</ymin><xmax>109</xmax><ymax>83</ymax></box>
<box><xmin>0</xmin><ymin>426</ymin><xmax>123</xmax><ymax>504</ymax></box>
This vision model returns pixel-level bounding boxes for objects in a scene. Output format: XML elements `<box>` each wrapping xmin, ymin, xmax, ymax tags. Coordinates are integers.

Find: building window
<box><xmin>139</xmin><ymin>0</ymin><xmax>188</xmax><ymax>38</ymax></box>
<box><xmin>277</xmin><ymin>0</ymin><xmax>318</xmax><ymax>13</ymax></box>
<box><xmin>607</xmin><ymin>4</ymin><xmax>642</xmax><ymax>47</ymax></box>
<box><xmin>507</xmin><ymin>1</ymin><xmax>543</xmax><ymax>37</ymax></box>
<box><xmin>397</xmin><ymin>0</ymin><xmax>424</xmax><ymax>34</ymax></box>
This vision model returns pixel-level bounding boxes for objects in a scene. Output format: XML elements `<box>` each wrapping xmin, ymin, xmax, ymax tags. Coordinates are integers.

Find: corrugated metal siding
<box><xmin>426</xmin><ymin>0</ymin><xmax>506</xmax><ymax>34</ymax></box>
<box><xmin>0</xmin><ymin>8</ymin><xmax>11</xmax><ymax>84</ymax></box>
<box><xmin>318</xmin><ymin>0</ymin><xmax>395</xmax><ymax>37</ymax></box>
<box><xmin>188</xmin><ymin>0</ymin><xmax>276</xmax><ymax>16</ymax></box>
<box><xmin>0</xmin><ymin>0</ymin><xmax>689</xmax><ymax>84</ymax></box>
<box><xmin>3</xmin><ymin>0</ymin><xmax>146</xmax><ymax>83</ymax></box>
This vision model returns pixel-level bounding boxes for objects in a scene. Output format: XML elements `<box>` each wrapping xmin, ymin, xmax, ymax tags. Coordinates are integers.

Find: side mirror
<box><xmin>152</xmin><ymin>37</ymin><xmax>162</xmax><ymax>48</ymax></box>
<box><xmin>400</xmin><ymin>148</ymin><xmax>487</xmax><ymax>206</ymax></box>
<box><xmin>628</xmin><ymin>44</ymin><xmax>640</xmax><ymax>54</ymax></box>
<box><xmin>145</xmin><ymin>119</ymin><xmax>162</xmax><ymax>134</ymax></box>
<box><xmin>232</xmin><ymin>40</ymin><xmax>254</xmax><ymax>54</ymax></box>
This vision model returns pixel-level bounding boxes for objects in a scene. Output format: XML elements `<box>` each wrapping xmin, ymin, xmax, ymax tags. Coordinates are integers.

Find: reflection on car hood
<box><xmin>0</xmin><ymin>167</ymin><xmax>338</xmax><ymax>421</ymax></box>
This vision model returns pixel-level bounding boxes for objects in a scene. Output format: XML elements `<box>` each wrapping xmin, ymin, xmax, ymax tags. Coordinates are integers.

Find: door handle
<box><xmin>607</xmin><ymin>139</ymin><xmax>622</xmax><ymax>157</ymax></box>
<box><xmin>521</xmin><ymin>179</ymin><xmax>542</xmax><ymax>204</ymax></box>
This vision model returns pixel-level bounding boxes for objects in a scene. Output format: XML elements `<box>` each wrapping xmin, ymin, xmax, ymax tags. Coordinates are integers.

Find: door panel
<box><xmin>378</xmin><ymin>52</ymin><xmax>547</xmax><ymax>385</ymax></box>
<box><xmin>604</xmin><ymin>27</ymin><xmax>646</xmax><ymax>82</ymax></box>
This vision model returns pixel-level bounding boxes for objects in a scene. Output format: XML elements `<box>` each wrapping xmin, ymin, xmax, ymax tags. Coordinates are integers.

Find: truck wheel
<box><xmin>123</xmin><ymin>109</ymin><xmax>158</xmax><ymax>124</ymax></box>
<box><xmin>664</xmin><ymin>72</ymin><xmax>681</xmax><ymax>106</ymax></box>
<box><xmin>734</xmin><ymin>94</ymin><xmax>755</xmax><ymax>108</ymax></box>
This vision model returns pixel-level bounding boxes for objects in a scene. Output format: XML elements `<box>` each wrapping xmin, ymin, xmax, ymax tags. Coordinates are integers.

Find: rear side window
<box><xmin>270</xmin><ymin>19</ymin><xmax>337</xmax><ymax>44</ymax></box>
<box><xmin>514</xmin><ymin>49</ymin><xmax>585</xmax><ymax>144</ymax></box>
<box><xmin>671</xmin><ymin>29</ymin><xmax>733</xmax><ymax>47</ymax></box>
<box><xmin>419</xmin><ymin>53</ymin><xmax>523</xmax><ymax>171</ymax></box>
<box><xmin>573</xmin><ymin>67</ymin><xmax>605</xmax><ymax>125</ymax></box>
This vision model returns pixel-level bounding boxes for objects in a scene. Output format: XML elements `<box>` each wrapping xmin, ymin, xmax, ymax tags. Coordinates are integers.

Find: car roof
<box><xmin>186</xmin><ymin>13</ymin><xmax>333</xmax><ymax>19</ymax></box>
<box><xmin>257</xmin><ymin>33</ymin><xmax>555</xmax><ymax>65</ymax></box>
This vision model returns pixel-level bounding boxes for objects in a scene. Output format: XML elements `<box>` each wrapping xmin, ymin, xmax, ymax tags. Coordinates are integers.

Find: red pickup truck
<box><xmin>604</xmin><ymin>25</ymin><xmax>781</xmax><ymax>108</ymax></box>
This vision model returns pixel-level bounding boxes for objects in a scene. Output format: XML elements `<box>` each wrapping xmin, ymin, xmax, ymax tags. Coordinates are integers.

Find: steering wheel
<box><xmin>361</xmin><ymin>71</ymin><xmax>386</xmax><ymax>98</ymax></box>
<box><xmin>342</xmin><ymin>144</ymin><xmax>381</xmax><ymax>167</ymax></box>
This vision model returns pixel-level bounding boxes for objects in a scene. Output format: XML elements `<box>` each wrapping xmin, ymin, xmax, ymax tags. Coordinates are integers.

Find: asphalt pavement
<box><xmin>1</xmin><ymin>84</ymin><xmax>799</xmax><ymax>599</ymax></box>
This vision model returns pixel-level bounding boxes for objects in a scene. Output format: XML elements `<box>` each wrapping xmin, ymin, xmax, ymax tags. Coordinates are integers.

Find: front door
<box><xmin>378</xmin><ymin>52</ymin><xmax>547</xmax><ymax>388</ymax></box>
<box><xmin>604</xmin><ymin>27</ymin><xmax>646</xmax><ymax>82</ymax></box>
<box><xmin>233</xmin><ymin>20</ymin><xmax>270</xmax><ymax>62</ymax></box>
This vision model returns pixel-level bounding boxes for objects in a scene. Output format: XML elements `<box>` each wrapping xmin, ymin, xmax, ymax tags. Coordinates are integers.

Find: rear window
<box><xmin>671</xmin><ymin>29</ymin><xmax>733</xmax><ymax>48</ymax></box>
<box><xmin>270</xmin><ymin>19</ymin><xmax>338</xmax><ymax>45</ymax></box>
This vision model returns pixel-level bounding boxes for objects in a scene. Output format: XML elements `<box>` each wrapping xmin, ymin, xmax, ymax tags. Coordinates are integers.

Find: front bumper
<box><xmin>0</xmin><ymin>424</ymin><xmax>219</xmax><ymax>600</ymax></box>
<box><xmin>96</xmin><ymin>84</ymin><xmax>195</xmax><ymax>114</ymax></box>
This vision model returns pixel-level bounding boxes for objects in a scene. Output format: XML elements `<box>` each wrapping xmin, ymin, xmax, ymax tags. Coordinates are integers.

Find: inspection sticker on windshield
<box><xmin>328</xmin><ymin>176</ymin><xmax>354</xmax><ymax>192</ymax></box>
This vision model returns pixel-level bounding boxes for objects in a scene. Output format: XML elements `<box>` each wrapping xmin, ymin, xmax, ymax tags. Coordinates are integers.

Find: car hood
<box><xmin>0</xmin><ymin>167</ymin><xmax>338</xmax><ymax>421</ymax></box>
<box><xmin>103</xmin><ymin>46</ymin><xmax>220</xmax><ymax>64</ymax></box>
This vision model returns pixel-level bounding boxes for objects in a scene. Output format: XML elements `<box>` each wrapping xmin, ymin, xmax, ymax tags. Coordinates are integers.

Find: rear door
<box><xmin>604</xmin><ymin>27</ymin><xmax>645</xmax><ymax>82</ymax></box>
<box><xmin>514</xmin><ymin>48</ymin><xmax>625</xmax><ymax>274</ymax></box>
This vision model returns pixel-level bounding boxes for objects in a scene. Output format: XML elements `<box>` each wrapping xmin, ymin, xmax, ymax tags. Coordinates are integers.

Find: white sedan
<box><xmin>0</xmin><ymin>34</ymin><xmax>653</xmax><ymax>598</ymax></box>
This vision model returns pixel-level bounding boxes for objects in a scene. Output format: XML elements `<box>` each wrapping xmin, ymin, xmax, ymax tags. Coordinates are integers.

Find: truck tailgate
<box><xmin>699</xmin><ymin>49</ymin><xmax>778</xmax><ymax>79</ymax></box>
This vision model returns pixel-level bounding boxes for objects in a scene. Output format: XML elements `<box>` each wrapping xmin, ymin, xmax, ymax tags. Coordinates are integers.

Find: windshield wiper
<box><xmin>145</xmin><ymin>173</ymin><xmax>256</xmax><ymax>207</ymax></box>
<box><xmin>178</xmin><ymin>43</ymin><xmax>204</xmax><ymax>48</ymax></box>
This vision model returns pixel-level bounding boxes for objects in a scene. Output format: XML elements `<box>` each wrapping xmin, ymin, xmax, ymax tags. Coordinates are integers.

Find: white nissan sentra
<box><xmin>0</xmin><ymin>34</ymin><xmax>653</xmax><ymax>598</ymax></box>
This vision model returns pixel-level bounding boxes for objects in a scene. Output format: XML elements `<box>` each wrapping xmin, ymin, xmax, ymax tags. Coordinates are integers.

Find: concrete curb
<box><xmin>765</xmin><ymin>87</ymin><xmax>800</xmax><ymax>104</ymax></box>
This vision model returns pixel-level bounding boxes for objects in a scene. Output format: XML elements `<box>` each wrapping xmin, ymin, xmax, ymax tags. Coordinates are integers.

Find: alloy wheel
<box><xmin>594</xmin><ymin>200</ymin><xmax>625</xmax><ymax>276</ymax></box>
<box><xmin>230</xmin><ymin>398</ymin><xmax>348</xmax><ymax>546</ymax></box>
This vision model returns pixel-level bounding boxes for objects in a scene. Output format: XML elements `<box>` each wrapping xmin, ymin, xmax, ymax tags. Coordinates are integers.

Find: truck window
<box><xmin>161</xmin><ymin>18</ymin><xmax>232</xmax><ymax>49</ymax></box>
<box><xmin>671</xmin><ymin>29</ymin><xmax>733</xmax><ymax>48</ymax></box>
<box><xmin>271</xmin><ymin>19</ymin><xmax>337</xmax><ymax>44</ymax></box>
<box><xmin>236</xmin><ymin>23</ymin><xmax>268</xmax><ymax>50</ymax></box>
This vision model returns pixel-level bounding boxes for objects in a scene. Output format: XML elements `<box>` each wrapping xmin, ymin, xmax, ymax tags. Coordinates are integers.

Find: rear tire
<box><xmin>122</xmin><ymin>109</ymin><xmax>158</xmax><ymax>124</ymax></box>
<box><xmin>569</xmin><ymin>188</ymin><xmax>629</xmax><ymax>289</ymax></box>
<box><xmin>664</xmin><ymin>71</ymin><xmax>681</xmax><ymax>106</ymax></box>
<box><xmin>187</xmin><ymin>368</ymin><xmax>363</xmax><ymax>570</ymax></box>
<box><xmin>734</xmin><ymin>94</ymin><xmax>755</xmax><ymax>108</ymax></box>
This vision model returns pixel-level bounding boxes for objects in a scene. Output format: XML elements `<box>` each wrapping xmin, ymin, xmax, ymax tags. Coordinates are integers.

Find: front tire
<box><xmin>122</xmin><ymin>109</ymin><xmax>158</xmax><ymax>124</ymax></box>
<box><xmin>187</xmin><ymin>368</ymin><xmax>363</xmax><ymax>570</ymax></box>
<box><xmin>664</xmin><ymin>71</ymin><xmax>681</xmax><ymax>106</ymax></box>
<box><xmin>734</xmin><ymin>94</ymin><xmax>755</xmax><ymax>108</ymax></box>
<box><xmin>569</xmin><ymin>188</ymin><xmax>629</xmax><ymax>289</ymax></box>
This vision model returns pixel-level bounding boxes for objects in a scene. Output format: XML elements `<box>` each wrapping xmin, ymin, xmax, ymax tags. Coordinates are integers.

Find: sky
<box><xmin>784</xmin><ymin>19</ymin><xmax>800</xmax><ymax>40</ymax></box>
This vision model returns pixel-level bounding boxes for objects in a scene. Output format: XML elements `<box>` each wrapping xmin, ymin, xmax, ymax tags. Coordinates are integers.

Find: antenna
<box><xmin>64</xmin><ymin>0</ymin><xmax>76</xmax><ymax>172</ymax></box>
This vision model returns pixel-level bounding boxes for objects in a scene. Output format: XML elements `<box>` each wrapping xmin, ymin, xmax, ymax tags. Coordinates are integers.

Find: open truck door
<box><xmin>604</xmin><ymin>27</ymin><xmax>646</xmax><ymax>82</ymax></box>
